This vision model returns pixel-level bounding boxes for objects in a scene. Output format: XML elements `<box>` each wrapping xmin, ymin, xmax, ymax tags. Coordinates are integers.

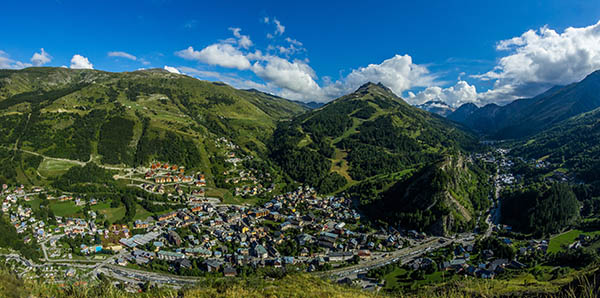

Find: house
<box><xmin>134</xmin><ymin>220</ymin><xmax>149</xmax><ymax>229</ymax></box>
<box><xmin>477</xmin><ymin>269</ymin><xmax>494</xmax><ymax>279</ymax></box>
<box><xmin>223</xmin><ymin>267</ymin><xmax>237</xmax><ymax>277</ymax></box>
<box><xmin>318</xmin><ymin>232</ymin><xmax>338</xmax><ymax>248</ymax></box>
<box><xmin>116</xmin><ymin>257</ymin><xmax>128</xmax><ymax>266</ymax></box>
<box><xmin>157</xmin><ymin>251</ymin><xmax>185</xmax><ymax>260</ymax></box>
<box><xmin>204</xmin><ymin>259</ymin><xmax>222</xmax><ymax>272</ymax></box>
<box><xmin>297</xmin><ymin>234</ymin><xmax>314</xmax><ymax>246</ymax></box>
<box><xmin>176</xmin><ymin>259</ymin><xmax>192</xmax><ymax>270</ymax></box>
<box><xmin>252</xmin><ymin>209</ymin><xmax>269</xmax><ymax>218</ymax></box>
<box><xmin>252</xmin><ymin>244</ymin><xmax>268</xmax><ymax>259</ymax></box>
<box><xmin>328</xmin><ymin>251</ymin><xmax>353</xmax><ymax>262</ymax></box>
<box><xmin>65</xmin><ymin>268</ymin><xmax>76</xmax><ymax>277</ymax></box>
<box><xmin>357</xmin><ymin>250</ymin><xmax>371</xmax><ymax>258</ymax></box>
<box><xmin>157</xmin><ymin>212</ymin><xmax>177</xmax><ymax>221</ymax></box>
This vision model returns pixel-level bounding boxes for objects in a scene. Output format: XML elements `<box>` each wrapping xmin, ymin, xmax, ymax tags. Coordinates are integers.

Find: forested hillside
<box><xmin>511</xmin><ymin>107</ymin><xmax>600</xmax><ymax>185</ymax></box>
<box><xmin>0</xmin><ymin>67</ymin><xmax>307</xmax><ymax>184</ymax></box>
<box><xmin>269</xmin><ymin>82</ymin><xmax>490</xmax><ymax>234</ymax></box>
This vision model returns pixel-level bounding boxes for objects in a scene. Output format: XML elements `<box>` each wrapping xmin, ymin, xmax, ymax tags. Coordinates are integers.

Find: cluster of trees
<box><xmin>340</xmin><ymin>140</ymin><xmax>419</xmax><ymax>180</ymax></box>
<box><xmin>269</xmin><ymin>123</ymin><xmax>332</xmax><ymax>191</ymax></box>
<box><xmin>317</xmin><ymin>172</ymin><xmax>347</xmax><ymax>194</ymax></box>
<box><xmin>352</xmin><ymin>116</ymin><xmax>420</xmax><ymax>153</ymax></box>
<box><xmin>301</xmin><ymin>99</ymin><xmax>369</xmax><ymax>138</ymax></box>
<box><xmin>352</xmin><ymin>105</ymin><xmax>376</xmax><ymax>119</ymax></box>
<box><xmin>53</xmin><ymin>163</ymin><xmax>114</xmax><ymax>190</ymax></box>
<box><xmin>548</xmin><ymin>247</ymin><xmax>599</xmax><ymax>269</ymax></box>
<box><xmin>98</xmin><ymin>116</ymin><xmax>135</xmax><ymax>165</ymax></box>
<box><xmin>135</xmin><ymin>129</ymin><xmax>203</xmax><ymax>169</ymax></box>
<box><xmin>501</xmin><ymin>183</ymin><xmax>579</xmax><ymax>236</ymax></box>
<box><xmin>0</xmin><ymin>212</ymin><xmax>40</xmax><ymax>260</ymax></box>
<box><xmin>0</xmin><ymin>83</ymin><xmax>88</xmax><ymax>110</ymax></box>
<box><xmin>26</xmin><ymin>109</ymin><xmax>107</xmax><ymax>162</ymax></box>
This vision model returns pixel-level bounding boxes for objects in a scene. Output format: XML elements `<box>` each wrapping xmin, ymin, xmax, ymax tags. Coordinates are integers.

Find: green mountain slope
<box><xmin>351</xmin><ymin>155</ymin><xmax>492</xmax><ymax>235</ymax></box>
<box><xmin>0</xmin><ymin>67</ymin><xmax>307</xmax><ymax>183</ymax></box>
<box><xmin>512</xmin><ymin>107</ymin><xmax>600</xmax><ymax>184</ymax></box>
<box><xmin>269</xmin><ymin>82</ymin><xmax>489</xmax><ymax>234</ymax></box>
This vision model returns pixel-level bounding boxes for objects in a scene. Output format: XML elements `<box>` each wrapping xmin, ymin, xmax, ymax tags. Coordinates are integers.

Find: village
<box><xmin>0</xmin><ymin>145</ymin><xmax>592</xmax><ymax>293</ymax></box>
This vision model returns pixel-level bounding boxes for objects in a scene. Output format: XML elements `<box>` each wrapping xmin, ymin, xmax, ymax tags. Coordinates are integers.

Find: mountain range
<box><xmin>2</xmin><ymin>67</ymin><xmax>600</xmax><ymax>235</ymax></box>
<box><xmin>448</xmin><ymin>70</ymin><xmax>600</xmax><ymax>139</ymax></box>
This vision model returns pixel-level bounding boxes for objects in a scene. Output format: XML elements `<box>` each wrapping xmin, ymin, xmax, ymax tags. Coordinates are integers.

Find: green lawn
<box><xmin>91</xmin><ymin>202</ymin><xmax>126</xmax><ymax>223</ymax></box>
<box><xmin>222</xmin><ymin>195</ymin><xmax>260</xmax><ymax>206</ymax></box>
<box><xmin>49</xmin><ymin>201</ymin><xmax>82</xmax><ymax>217</ymax></box>
<box><xmin>133</xmin><ymin>204</ymin><xmax>153</xmax><ymax>221</ymax></box>
<box><xmin>548</xmin><ymin>229</ymin><xmax>600</xmax><ymax>253</ymax></box>
<box><xmin>38</xmin><ymin>158</ymin><xmax>78</xmax><ymax>177</ymax></box>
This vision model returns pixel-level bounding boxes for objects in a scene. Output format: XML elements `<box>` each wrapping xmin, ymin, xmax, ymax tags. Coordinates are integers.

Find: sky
<box><xmin>2</xmin><ymin>0</ymin><xmax>600</xmax><ymax>107</ymax></box>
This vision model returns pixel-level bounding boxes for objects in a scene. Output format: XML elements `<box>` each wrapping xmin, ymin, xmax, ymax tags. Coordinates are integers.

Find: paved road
<box><xmin>320</xmin><ymin>237</ymin><xmax>451</xmax><ymax>278</ymax></box>
<box><xmin>484</xmin><ymin>168</ymin><xmax>502</xmax><ymax>238</ymax></box>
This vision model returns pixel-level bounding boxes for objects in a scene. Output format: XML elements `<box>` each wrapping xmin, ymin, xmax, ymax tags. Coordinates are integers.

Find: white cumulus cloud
<box><xmin>408</xmin><ymin>80</ymin><xmax>478</xmax><ymax>107</ymax></box>
<box><xmin>163</xmin><ymin>65</ymin><xmax>181</xmax><ymax>74</ymax></box>
<box><xmin>228</xmin><ymin>27</ymin><xmax>253</xmax><ymax>49</ymax></box>
<box><xmin>322</xmin><ymin>54</ymin><xmax>437</xmax><ymax>100</ymax></box>
<box><xmin>0</xmin><ymin>50</ymin><xmax>31</xmax><ymax>69</ymax></box>
<box><xmin>473</xmin><ymin>20</ymin><xmax>600</xmax><ymax>104</ymax></box>
<box><xmin>108</xmin><ymin>51</ymin><xmax>137</xmax><ymax>60</ymax></box>
<box><xmin>31</xmin><ymin>48</ymin><xmax>52</xmax><ymax>66</ymax></box>
<box><xmin>175</xmin><ymin>45</ymin><xmax>251</xmax><ymax>70</ymax></box>
<box><xmin>70</xmin><ymin>54</ymin><xmax>93</xmax><ymax>69</ymax></box>
<box><xmin>250</xmin><ymin>54</ymin><xmax>322</xmax><ymax>99</ymax></box>
<box><xmin>175</xmin><ymin>24</ymin><xmax>437</xmax><ymax>102</ymax></box>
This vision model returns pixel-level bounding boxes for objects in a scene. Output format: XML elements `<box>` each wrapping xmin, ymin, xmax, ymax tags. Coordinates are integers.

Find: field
<box><xmin>133</xmin><ymin>204</ymin><xmax>153</xmax><ymax>221</ymax></box>
<box><xmin>37</xmin><ymin>158</ymin><xmax>78</xmax><ymax>177</ymax></box>
<box><xmin>383</xmin><ymin>268</ymin><xmax>456</xmax><ymax>290</ymax></box>
<box><xmin>91</xmin><ymin>202</ymin><xmax>126</xmax><ymax>223</ymax></box>
<box><xmin>49</xmin><ymin>201</ymin><xmax>82</xmax><ymax>217</ymax></box>
<box><xmin>548</xmin><ymin>229</ymin><xmax>600</xmax><ymax>253</ymax></box>
<box><xmin>221</xmin><ymin>194</ymin><xmax>261</xmax><ymax>206</ymax></box>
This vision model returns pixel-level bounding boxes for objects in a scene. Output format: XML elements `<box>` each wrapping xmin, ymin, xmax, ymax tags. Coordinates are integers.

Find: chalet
<box><xmin>157</xmin><ymin>212</ymin><xmax>177</xmax><ymax>222</ymax></box>
<box><xmin>185</xmin><ymin>247</ymin><xmax>212</xmax><ymax>257</ymax></box>
<box><xmin>134</xmin><ymin>220</ymin><xmax>149</xmax><ymax>229</ymax></box>
<box><xmin>59</xmin><ymin>195</ymin><xmax>73</xmax><ymax>201</ymax></box>
<box><xmin>176</xmin><ymin>258</ymin><xmax>192</xmax><ymax>270</ymax></box>
<box><xmin>252</xmin><ymin>244</ymin><xmax>268</xmax><ymax>259</ymax></box>
<box><xmin>204</xmin><ymin>259</ymin><xmax>222</xmax><ymax>272</ymax></box>
<box><xmin>223</xmin><ymin>267</ymin><xmax>237</xmax><ymax>277</ymax></box>
<box><xmin>252</xmin><ymin>209</ymin><xmax>269</xmax><ymax>218</ymax></box>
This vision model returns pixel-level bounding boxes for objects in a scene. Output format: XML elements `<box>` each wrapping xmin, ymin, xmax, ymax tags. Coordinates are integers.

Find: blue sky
<box><xmin>2</xmin><ymin>0</ymin><xmax>600</xmax><ymax>106</ymax></box>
